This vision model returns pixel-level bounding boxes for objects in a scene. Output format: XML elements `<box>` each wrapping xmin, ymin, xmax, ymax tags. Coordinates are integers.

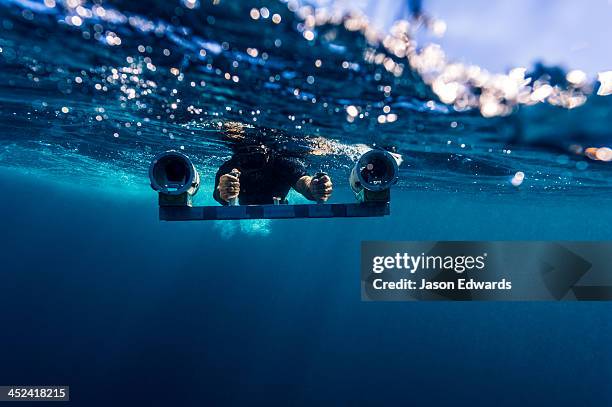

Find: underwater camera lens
<box><xmin>149</xmin><ymin>150</ymin><xmax>200</xmax><ymax>196</ymax></box>
<box><xmin>350</xmin><ymin>149</ymin><xmax>399</xmax><ymax>193</ymax></box>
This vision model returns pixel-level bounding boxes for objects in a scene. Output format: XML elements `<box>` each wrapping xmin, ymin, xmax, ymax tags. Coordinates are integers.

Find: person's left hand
<box><xmin>309</xmin><ymin>174</ymin><xmax>333</xmax><ymax>202</ymax></box>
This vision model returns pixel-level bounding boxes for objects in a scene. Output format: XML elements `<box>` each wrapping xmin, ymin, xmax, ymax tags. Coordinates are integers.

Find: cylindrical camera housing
<box><xmin>350</xmin><ymin>149</ymin><xmax>399</xmax><ymax>193</ymax></box>
<box><xmin>149</xmin><ymin>150</ymin><xmax>200</xmax><ymax>199</ymax></box>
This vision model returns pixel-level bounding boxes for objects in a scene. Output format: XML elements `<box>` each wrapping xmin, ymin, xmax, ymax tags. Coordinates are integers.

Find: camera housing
<box><xmin>349</xmin><ymin>149</ymin><xmax>399</xmax><ymax>203</ymax></box>
<box><xmin>149</xmin><ymin>150</ymin><xmax>200</xmax><ymax>206</ymax></box>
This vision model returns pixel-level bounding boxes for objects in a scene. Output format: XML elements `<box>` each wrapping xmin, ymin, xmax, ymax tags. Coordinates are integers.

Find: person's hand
<box><xmin>218</xmin><ymin>169</ymin><xmax>240</xmax><ymax>202</ymax></box>
<box><xmin>309</xmin><ymin>174</ymin><xmax>333</xmax><ymax>202</ymax></box>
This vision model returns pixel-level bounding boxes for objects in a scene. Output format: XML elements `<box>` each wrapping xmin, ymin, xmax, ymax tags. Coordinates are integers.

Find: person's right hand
<box><xmin>218</xmin><ymin>169</ymin><xmax>240</xmax><ymax>202</ymax></box>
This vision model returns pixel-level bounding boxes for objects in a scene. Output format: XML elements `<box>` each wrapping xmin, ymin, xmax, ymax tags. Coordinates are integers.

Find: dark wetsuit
<box><xmin>213</xmin><ymin>155</ymin><xmax>307</xmax><ymax>205</ymax></box>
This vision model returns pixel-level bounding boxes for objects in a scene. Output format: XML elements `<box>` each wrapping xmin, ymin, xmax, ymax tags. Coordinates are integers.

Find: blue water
<box><xmin>1</xmin><ymin>0</ymin><xmax>611</xmax><ymax>405</ymax></box>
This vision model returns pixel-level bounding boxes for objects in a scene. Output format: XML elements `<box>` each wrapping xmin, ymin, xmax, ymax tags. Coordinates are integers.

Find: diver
<box><xmin>213</xmin><ymin>143</ymin><xmax>333</xmax><ymax>205</ymax></box>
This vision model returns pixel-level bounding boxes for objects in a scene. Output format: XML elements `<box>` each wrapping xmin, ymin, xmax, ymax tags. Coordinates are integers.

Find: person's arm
<box><xmin>294</xmin><ymin>176</ymin><xmax>314</xmax><ymax>201</ymax></box>
<box><xmin>213</xmin><ymin>161</ymin><xmax>240</xmax><ymax>205</ymax></box>
<box><xmin>276</xmin><ymin>157</ymin><xmax>333</xmax><ymax>202</ymax></box>
<box><xmin>294</xmin><ymin>174</ymin><xmax>333</xmax><ymax>202</ymax></box>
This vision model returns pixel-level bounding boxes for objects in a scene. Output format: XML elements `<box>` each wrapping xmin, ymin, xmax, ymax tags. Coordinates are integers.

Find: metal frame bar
<box><xmin>159</xmin><ymin>202</ymin><xmax>390</xmax><ymax>221</ymax></box>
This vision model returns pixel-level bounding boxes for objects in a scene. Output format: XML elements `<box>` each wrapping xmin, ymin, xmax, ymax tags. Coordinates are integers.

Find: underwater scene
<box><xmin>0</xmin><ymin>0</ymin><xmax>611</xmax><ymax>405</ymax></box>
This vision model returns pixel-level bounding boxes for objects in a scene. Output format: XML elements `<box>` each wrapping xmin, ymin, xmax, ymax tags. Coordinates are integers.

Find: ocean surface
<box><xmin>0</xmin><ymin>0</ymin><xmax>611</xmax><ymax>405</ymax></box>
